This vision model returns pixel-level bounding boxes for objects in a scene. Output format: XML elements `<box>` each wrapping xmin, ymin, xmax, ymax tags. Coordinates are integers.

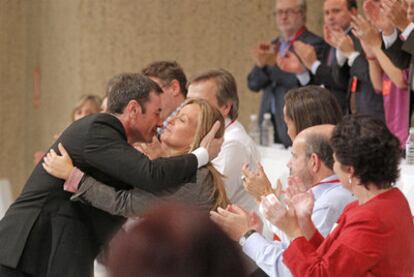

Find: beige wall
<box><xmin>1</xmin><ymin>0</ymin><xmax>330</xmax><ymax>197</ymax></box>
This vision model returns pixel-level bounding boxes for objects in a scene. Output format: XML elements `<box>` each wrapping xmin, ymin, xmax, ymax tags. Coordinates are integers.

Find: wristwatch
<box><xmin>238</xmin><ymin>229</ymin><xmax>256</xmax><ymax>246</ymax></box>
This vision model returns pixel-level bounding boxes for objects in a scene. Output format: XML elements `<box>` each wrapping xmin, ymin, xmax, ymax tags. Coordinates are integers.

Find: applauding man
<box><xmin>247</xmin><ymin>0</ymin><xmax>327</xmax><ymax>147</ymax></box>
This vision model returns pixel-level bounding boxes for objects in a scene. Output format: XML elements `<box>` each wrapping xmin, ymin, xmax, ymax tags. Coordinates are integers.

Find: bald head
<box><xmin>296</xmin><ymin>124</ymin><xmax>335</xmax><ymax>141</ymax></box>
<box><xmin>295</xmin><ymin>124</ymin><xmax>335</xmax><ymax>170</ymax></box>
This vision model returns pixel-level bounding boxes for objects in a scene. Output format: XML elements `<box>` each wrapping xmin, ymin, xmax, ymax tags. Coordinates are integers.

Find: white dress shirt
<box><xmin>212</xmin><ymin>118</ymin><xmax>260</xmax><ymax>211</ymax></box>
<box><xmin>243</xmin><ymin>175</ymin><xmax>355</xmax><ymax>277</ymax></box>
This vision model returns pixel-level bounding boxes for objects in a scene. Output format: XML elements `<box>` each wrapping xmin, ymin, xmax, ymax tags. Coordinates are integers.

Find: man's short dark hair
<box><xmin>107</xmin><ymin>73</ymin><xmax>162</xmax><ymax>114</ymax></box>
<box><xmin>331</xmin><ymin>115</ymin><xmax>401</xmax><ymax>190</ymax></box>
<box><xmin>142</xmin><ymin>61</ymin><xmax>188</xmax><ymax>97</ymax></box>
<box><xmin>304</xmin><ymin>133</ymin><xmax>334</xmax><ymax>170</ymax></box>
<box><xmin>346</xmin><ymin>0</ymin><xmax>357</xmax><ymax>10</ymax></box>
<box><xmin>188</xmin><ymin>69</ymin><xmax>239</xmax><ymax>120</ymax></box>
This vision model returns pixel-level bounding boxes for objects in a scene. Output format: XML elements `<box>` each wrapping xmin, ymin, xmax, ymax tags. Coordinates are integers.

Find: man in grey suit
<box><xmin>247</xmin><ymin>0</ymin><xmax>328</xmax><ymax>147</ymax></box>
<box><xmin>0</xmin><ymin>74</ymin><xmax>222</xmax><ymax>277</ymax></box>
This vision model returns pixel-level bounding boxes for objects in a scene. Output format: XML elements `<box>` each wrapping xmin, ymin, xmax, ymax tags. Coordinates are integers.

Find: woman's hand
<box><xmin>351</xmin><ymin>15</ymin><xmax>381</xmax><ymax>50</ymax></box>
<box><xmin>242</xmin><ymin>163</ymin><xmax>273</xmax><ymax>201</ymax></box>
<box><xmin>134</xmin><ymin>136</ymin><xmax>165</xmax><ymax>160</ymax></box>
<box><xmin>42</xmin><ymin>143</ymin><xmax>74</xmax><ymax>180</ymax></box>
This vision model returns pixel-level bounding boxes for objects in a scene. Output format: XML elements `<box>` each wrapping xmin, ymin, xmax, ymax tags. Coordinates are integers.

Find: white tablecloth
<box><xmin>258</xmin><ymin>145</ymin><xmax>414</xmax><ymax>214</ymax></box>
<box><xmin>0</xmin><ymin>179</ymin><xmax>13</xmax><ymax>219</ymax></box>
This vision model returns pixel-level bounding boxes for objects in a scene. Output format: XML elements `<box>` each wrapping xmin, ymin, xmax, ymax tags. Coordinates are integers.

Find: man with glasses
<box><xmin>247</xmin><ymin>0</ymin><xmax>327</xmax><ymax>148</ymax></box>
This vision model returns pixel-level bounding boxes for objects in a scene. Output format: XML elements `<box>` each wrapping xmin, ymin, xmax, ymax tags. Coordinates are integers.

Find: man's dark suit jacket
<box><xmin>402</xmin><ymin>31</ymin><xmax>414</xmax><ymax>58</ymax></box>
<box><xmin>247</xmin><ymin>28</ymin><xmax>328</xmax><ymax>147</ymax></box>
<box><xmin>312</xmin><ymin>46</ymin><xmax>349</xmax><ymax>113</ymax></box>
<box><xmin>0</xmin><ymin>113</ymin><xmax>198</xmax><ymax>276</ymax></box>
<box><xmin>336</xmin><ymin>33</ymin><xmax>384</xmax><ymax>120</ymax></box>
<box><xmin>382</xmin><ymin>31</ymin><xmax>412</xmax><ymax>70</ymax></box>
<box><xmin>382</xmin><ymin>29</ymin><xmax>414</xmax><ymax>122</ymax></box>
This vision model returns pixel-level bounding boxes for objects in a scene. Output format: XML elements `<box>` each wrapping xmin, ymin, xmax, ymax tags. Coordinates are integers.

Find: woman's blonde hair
<box><xmin>180</xmin><ymin>98</ymin><xmax>229</xmax><ymax>210</ymax></box>
<box><xmin>71</xmin><ymin>95</ymin><xmax>102</xmax><ymax>121</ymax></box>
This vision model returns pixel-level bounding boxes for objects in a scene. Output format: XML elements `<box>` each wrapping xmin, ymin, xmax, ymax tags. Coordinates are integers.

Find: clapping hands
<box><xmin>210</xmin><ymin>204</ymin><xmax>263</xmax><ymax>241</ymax></box>
<box><xmin>251</xmin><ymin>42</ymin><xmax>277</xmax><ymax>67</ymax></box>
<box><xmin>260</xmin><ymin>176</ymin><xmax>315</xmax><ymax>240</ymax></box>
<box><xmin>242</xmin><ymin>162</ymin><xmax>274</xmax><ymax>201</ymax></box>
<box><xmin>324</xmin><ymin>25</ymin><xmax>355</xmax><ymax>57</ymax></box>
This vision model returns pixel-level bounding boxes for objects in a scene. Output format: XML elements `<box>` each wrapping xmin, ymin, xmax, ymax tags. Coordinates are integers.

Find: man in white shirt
<box><xmin>187</xmin><ymin>69</ymin><xmax>260</xmax><ymax>211</ymax></box>
<box><xmin>211</xmin><ymin>125</ymin><xmax>354</xmax><ymax>277</ymax></box>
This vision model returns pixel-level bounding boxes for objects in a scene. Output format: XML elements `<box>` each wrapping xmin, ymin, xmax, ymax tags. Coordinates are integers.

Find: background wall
<box><xmin>1</xmin><ymin>0</ymin><xmax>332</xmax><ymax>197</ymax></box>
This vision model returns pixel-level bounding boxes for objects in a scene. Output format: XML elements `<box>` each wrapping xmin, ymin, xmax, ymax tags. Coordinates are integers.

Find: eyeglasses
<box><xmin>273</xmin><ymin>8</ymin><xmax>302</xmax><ymax>17</ymax></box>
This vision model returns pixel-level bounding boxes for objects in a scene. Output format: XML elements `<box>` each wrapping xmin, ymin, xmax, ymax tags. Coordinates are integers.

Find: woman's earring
<box><xmin>348</xmin><ymin>176</ymin><xmax>352</xmax><ymax>185</ymax></box>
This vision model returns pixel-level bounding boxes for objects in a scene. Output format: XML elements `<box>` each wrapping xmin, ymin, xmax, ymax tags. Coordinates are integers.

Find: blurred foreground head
<box><xmin>108</xmin><ymin>202</ymin><xmax>247</xmax><ymax>277</ymax></box>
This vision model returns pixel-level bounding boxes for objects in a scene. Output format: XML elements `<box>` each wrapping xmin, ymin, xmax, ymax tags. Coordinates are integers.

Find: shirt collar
<box><xmin>310</xmin><ymin>175</ymin><xmax>339</xmax><ymax>200</ymax></box>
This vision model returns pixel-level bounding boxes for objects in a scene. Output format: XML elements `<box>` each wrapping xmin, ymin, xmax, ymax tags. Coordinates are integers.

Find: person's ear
<box><xmin>309</xmin><ymin>153</ymin><xmax>320</xmax><ymax>173</ymax></box>
<box><xmin>350</xmin><ymin>7</ymin><xmax>358</xmax><ymax>16</ymax></box>
<box><xmin>126</xmin><ymin>100</ymin><xmax>142</xmax><ymax>120</ymax></box>
<box><xmin>169</xmin><ymin>80</ymin><xmax>181</xmax><ymax>97</ymax></box>
<box><xmin>220</xmin><ymin>101</ymin><xmax>232</xmax><ymax>118</ymax></box>
<box><xmin>346</xmin><ymin>165</ymin><xmax>355</xmax><ymax>176</ymax></box>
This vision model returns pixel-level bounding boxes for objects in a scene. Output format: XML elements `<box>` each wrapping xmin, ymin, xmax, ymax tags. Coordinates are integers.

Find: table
<box><xmin>258</xmin><ymin>145</ymin><xmax>414</xmax><ymax>213</ymax></box>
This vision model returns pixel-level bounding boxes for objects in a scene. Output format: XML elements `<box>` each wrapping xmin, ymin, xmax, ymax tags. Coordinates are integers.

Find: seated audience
<box><xmin>243</xmin><ymin>85</ymin><xmax>343</xmax><ymax>200</ymax></box>
<box><xmin>211</xmin><ymin>124</ymin><xmax>354</xmax><ymax>277</ymax></box>
<box><xmin>264</xmin><ymin>115</ymin><xmax>414</xmax><ymax>276</ymax></box>
<box><xmin>43</xmin><ymin>98</ymin><xmax>229</xmax><ymax>215</ymax></box>
<box><xmin>107</xmin><ymin>202</ymin><xmax>247</xmax><ymax>277</ymax></box>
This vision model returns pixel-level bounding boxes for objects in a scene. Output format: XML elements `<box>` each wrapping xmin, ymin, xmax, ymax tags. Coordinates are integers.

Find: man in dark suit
<box><xmin>247</xmin><ymin>0</ymin><xmax>328</xmax><ymax>147</ymax></box>
<box><xmin>293</xmin><ymin>0</ymin><xmax>359</xmax><ymax>113</ymax></box>
<box><xmin>0</xmin><ymin>74</ymin><xmax>222</xmax><ymax>276</ymax></box>
<box><xmin>381</xmin><ymin>0</ymin><xmax>414</xmax><ymax>125</ymax></box>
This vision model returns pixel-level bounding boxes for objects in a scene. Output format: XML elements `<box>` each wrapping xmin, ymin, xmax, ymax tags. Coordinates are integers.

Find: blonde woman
<box><xmin>71</xmin><ymin>95</ymin><xmax>102</xmax><ymax>121</ymax></box>
<box><xmin>43</xmin><ymin>98</ymin><xmax>229</xmax><ymax>215</ymax></box>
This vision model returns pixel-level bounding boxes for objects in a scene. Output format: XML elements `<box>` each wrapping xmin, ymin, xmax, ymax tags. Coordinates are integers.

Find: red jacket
<box><xmin>284</xmin><ymin>188</ymin><xmax>414</xmax><ymax>276</ymax></box>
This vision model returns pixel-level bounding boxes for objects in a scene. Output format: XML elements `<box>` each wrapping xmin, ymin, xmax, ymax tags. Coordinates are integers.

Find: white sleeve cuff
<box><xmin>382</xmin><ymin>28</ymin><xmax>398</xmax><ymax>49</ymax></box>
<box><xmin>242</xmin><ymin>232</ymin><xmax>273</xmax><ymax>258</ymax></box>
<box><xmin>311</xmin><ymin>60</ymin><xmax>321</xmax><ymax>75</ymax></box>
<box><xmin>347</xmin><ymin>52</ymin><xmax>360</xmax><ymax>67</ymax></box>
<box><xmin>296</xmin><ymin>71</ymin><xmax>310</xmax><ymax>86</ymax></box>
<box><xmin>192</xmin><ymin>147</ymin><xmax>209</xmax><ymax>168</ymax></box>
<box><xmin>242</xmin><ymin>232</ymin><xmax>291</xmax><ymax>277</ymax></box>
<box><xmin>336</xmin><ymin>50</ymin><xmax>347</xmax><ymax>67</ymax></box>
<box><xmin>401</xmin><ymin>22</ymin><xmax>414</xmax><ymax>41</ymax></box>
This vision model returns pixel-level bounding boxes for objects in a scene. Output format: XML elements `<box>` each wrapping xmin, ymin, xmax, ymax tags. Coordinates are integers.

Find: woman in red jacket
<box><xmin>264</xmin><ymin>114</ymin><xmax>414</xmax><ymax>276</ymax></box>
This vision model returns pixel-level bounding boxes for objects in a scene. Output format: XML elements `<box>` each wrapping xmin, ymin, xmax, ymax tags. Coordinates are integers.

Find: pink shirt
<box><xmin>382</xmin><ymin>71</ymin><xmax>410</xmax><ymax>148</ymax></box>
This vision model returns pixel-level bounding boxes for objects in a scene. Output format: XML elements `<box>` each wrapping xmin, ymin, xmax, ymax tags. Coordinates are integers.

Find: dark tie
<box><xmin>327</xmin><ymin>47</ymin><xmax>336</xmax><ymax>66</ymax></box>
